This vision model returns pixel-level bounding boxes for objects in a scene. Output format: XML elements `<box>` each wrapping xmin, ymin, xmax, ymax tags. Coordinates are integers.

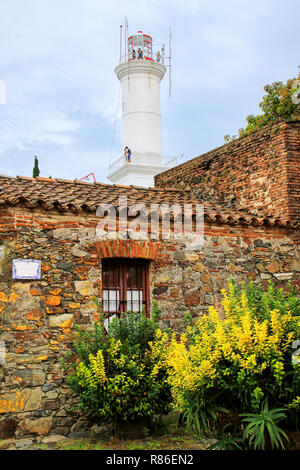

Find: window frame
<box><xmin>101</xmin><ymin>258</ymin><xmax>150</xmax><ymax>317</ymax></box>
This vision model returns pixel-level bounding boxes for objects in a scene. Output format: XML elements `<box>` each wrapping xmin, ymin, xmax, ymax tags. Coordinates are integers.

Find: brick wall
<box><xmin>155</xmin><ymin>121</ymin><xmax>300</xmax><ymax>221</ymax></box>
<box><xmin>0</xmin><ymin>205</ymin><xmax>299</xmax><ymax>438</ymax></box>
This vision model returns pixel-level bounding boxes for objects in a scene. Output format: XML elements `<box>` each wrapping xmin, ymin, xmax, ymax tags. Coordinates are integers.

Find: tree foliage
<box><xmin>224</xmin><ymin>74</ymin><xmax>300</xmax><ymax>142</ymax></box>
<box><xmin>32</xmin><ymin>155</ymin><xmax>40</xmax><ymax>178</ymax></box>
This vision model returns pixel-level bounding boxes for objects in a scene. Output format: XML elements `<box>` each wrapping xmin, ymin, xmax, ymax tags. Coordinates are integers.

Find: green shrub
<box><xmin>230</xmin><ymin>279</ymin><xmax>300</xmax><ymax>320</ymax></box>
<box><xmin>208</xmin><ymin>424</ymin><xmax>243</xmax><ymax>450</ymax></box>
<box><xmin>62</xmin><ymin>301</ymin><xmax>172</xmax><ymax>426</ymax></box>
<box><xmin>240</xmin><ymin>400</ymin><xmax>289</xmax><ymax>450</ymax></box>
<box><xmin>181</xmin><ymin>392</ymin><xmax>228</xmax><ymax>438</ymax></box>
<box><xmin>167</xmin><ymin>280</ymin><xmax>300</xmax><ymax>440</ymax></box>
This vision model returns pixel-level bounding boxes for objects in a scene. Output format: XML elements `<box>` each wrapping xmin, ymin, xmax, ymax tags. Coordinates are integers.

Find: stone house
<box><xmin>0</xmin><ymin>120</ymin><xmax>299</xmax><ymax>438</ymax></box>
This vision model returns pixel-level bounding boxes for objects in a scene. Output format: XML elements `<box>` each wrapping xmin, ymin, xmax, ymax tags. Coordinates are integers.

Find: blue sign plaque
<box><xmin>12</xmin><ymin>259</ymin><xmax>41</xmax><ymax>280</ymax></box>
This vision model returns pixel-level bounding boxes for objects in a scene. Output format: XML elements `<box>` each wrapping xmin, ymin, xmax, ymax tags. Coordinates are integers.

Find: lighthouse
<box><xmin>107</xmin><ymin>30</ymin><xmax>176</xmax><ymax>187</ymax></box>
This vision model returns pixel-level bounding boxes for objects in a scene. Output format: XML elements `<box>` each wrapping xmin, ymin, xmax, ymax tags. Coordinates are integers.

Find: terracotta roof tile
<box><xmin>16</xmin><ymin>175</ymin><xmax>36</xmax><ymax>181</ymax></box>
<box><xmin>55</xmin><ymin>178</ymin><xmax>76</xmax><ymax>183</ymax></box>
<box><xmin>0</xmin><ymin>175</ymin><xmax>298</xmax><ymax>229</ymax></box>
<box><xmin>35</xmin><ymin>177</ymin><xmax>56</xmax><ymax>182</ymax></box>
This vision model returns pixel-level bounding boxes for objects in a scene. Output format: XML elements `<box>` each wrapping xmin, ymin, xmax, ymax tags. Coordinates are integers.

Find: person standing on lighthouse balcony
<box><xmin>137</xmin><ymin>47</ymin><xmax>143</xmax><ymax>59</ymax></box>
<box><xmin>124</xmin><ymin>146</ymin><xmax>128</xmax><ymax>162</ymax></box>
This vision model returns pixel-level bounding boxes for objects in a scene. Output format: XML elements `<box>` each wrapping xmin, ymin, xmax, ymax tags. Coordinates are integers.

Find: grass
<box><xmin>55</xmin><ymin>413</ymin><xmax>208</xmax><ymax>451</ymax></box>
<box><xmin>56</xmin><ymin>428</ymin><xmax>206</xmax><ymax>451</ymax></box>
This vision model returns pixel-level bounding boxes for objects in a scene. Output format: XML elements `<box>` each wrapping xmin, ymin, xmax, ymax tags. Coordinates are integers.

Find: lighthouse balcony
<box><xmin>107</xmin><ymin>154</ymin><xmax>178</xmax><ymax>188</ymax></box>
<box><xmin>108</xmin><ymin>154</ymin><xmax>177</xmax><ymax>175</ymax></box>
<box><xmin>119</xmin><ymin>52</ymin><xmax>164</xmax><ymax>65</ymax></box>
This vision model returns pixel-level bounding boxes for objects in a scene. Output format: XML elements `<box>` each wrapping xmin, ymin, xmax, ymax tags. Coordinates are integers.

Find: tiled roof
<box><xmin>0</xmin><ymin>175</ymin><xmax>298</xmax><ymax>229</ymax></box>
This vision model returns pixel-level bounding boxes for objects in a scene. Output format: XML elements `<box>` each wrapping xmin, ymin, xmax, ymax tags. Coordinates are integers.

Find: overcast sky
<box><xmin>0</xmin><ymin>0</ymin><xmax>299</xmax><ymax>183</ymax></box>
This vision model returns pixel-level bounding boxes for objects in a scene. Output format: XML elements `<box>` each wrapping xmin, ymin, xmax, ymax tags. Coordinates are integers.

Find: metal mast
<box><xmin>169</xmin><ymin>27</ymin><xmax>172</xmax><ymax>98</ymax></box>
<box><xmin>124</xmin><ymin>15</ymin><xmax>129</xmax><ymax>62</ymax></box>
<box><xmin>119</xmin><ymin>24</ymin><xmax>123</xmax><ymax>63</ymax></box>
<box><xmin>164</xmin><ymin>27</ymin><xmax>172</xmax><ymax>98</ymax></box>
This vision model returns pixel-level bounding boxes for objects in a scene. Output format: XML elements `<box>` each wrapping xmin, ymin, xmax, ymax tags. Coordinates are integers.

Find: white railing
<box><xmin>162</xmin><ymin>156</ymin><xmax>178</xmax><ymax>167</ymax></box>
<box><xmin>108</xmin><ymin>154</ymin><xmax>178</xmax><ymax>174</ymax></box>
<box><xmin>119</xmin><ymin>50</ymin><xmax>165</xmax><ymax>65</ymax></box>
<box><xmin>108</xmin><ymin>155</ymin><xmax>129</xmax><ymax>173</ymax></box>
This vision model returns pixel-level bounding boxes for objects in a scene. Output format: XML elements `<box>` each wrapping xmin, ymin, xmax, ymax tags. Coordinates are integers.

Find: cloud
<box><xmin>0</xmin><ymin>0</ymin><xmax>299</xmax><ymax>183</ymax></box>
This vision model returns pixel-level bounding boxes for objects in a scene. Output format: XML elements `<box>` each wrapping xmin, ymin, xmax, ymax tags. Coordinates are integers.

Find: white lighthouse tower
<box><xmin>107</xmin><ymin>30</ymin><xmax>176</xmax><ymax>187</ymax></box>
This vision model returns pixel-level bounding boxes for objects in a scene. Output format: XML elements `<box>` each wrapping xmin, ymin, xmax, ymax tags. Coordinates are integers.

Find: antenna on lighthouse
<box><xmin>119</xmin><ymin>24</ymin><xmax>123</xmax><ymax>63</ymax></box>
<box><xmin>165</xmin><ymin>27</ymin><xmax>172</xmax><ymax>98</ymax></box>
<box><xmin>124</xmin><ymin>15</ymin><xmax>129</xmax><ymax>62</ymax></box>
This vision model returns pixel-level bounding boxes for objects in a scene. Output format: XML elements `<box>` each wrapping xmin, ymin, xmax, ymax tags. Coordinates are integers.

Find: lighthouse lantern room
<box><xmin>128</xmin><ymin>31</ymin><xmax>153</xmax><ymax>61</ymax></box>
<box><xmin>107</xmin><ymin>30</ymin><xmax>176</xmax><ymax>188</ymax></box>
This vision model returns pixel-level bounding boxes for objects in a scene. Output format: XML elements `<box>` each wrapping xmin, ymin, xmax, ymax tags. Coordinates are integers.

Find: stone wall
<box><xmin>0</xmin><ymin>204</ymin><xmax>299</xmax><ymax>438</ymax></box>
<box><xmin>155</xmin><ymin>121</ymin><xmax>300</xmax><ymax>222</ymax></box>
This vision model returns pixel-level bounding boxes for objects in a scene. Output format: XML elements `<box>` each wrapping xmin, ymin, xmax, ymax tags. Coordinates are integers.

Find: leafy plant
<box><xmin>225</xmin><ymin>74</ymin><xmax>300</xmax><ymax>140</ymax></box>
<box><xmin>166</xmin><ymin>279</ymin><xmax>300</xmax><ymax>438</ymax></box>
<box><xmin>229</xmin><ymin>278</ymin><xmax>300</xmax><ymax>320</ymax></box>
<box><xmin>240</xmin><ymin>400</ymin><xmax>289</xmax><ymax>450</ymax></box>
<box><xmin>208</xmin><ymin>424</ymin><xmax>244</xmax><ymax>450</ymax></box>
<box><xmin>62</xmin><ymin>301</ymin><xmax>172</xmax><ymax>426</ymax></box>
<box><xmin>181</xmin><ymin>393</ymin><xmax>228</xmax><ymax>438</ymax></box>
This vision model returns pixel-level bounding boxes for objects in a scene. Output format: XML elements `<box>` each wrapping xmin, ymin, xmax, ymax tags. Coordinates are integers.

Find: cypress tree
<box><xmin>32</xmin><ymin>155</ymin><xmax>40</xmax><ymax>178</ymax></box>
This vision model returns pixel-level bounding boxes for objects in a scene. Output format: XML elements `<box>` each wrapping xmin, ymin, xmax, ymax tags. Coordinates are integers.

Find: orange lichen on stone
<box><xmin>68</xmin><ymin>302</ymin><xmax>81</xmax><ymax>309</ymax></box>
<box><xmin>14</xmin><ymin>324</ymin><xmax>33</xmax><ymax>331</ymax></box>
<box><xmin>30</xmin><ymin>287</ymin><xmax>41</xmax><ymax>296</ymax></box>
<box><xmin>0</xmin><ymin>292</ymin><xmax>8</xmax><ymax>302</ymax></box>
<box><xmin>0</xmin><ymin>292</ymin><xmax>19</xmax><ymax>303</ymax></box>
<box><xmin>27</xmin><ymin>309</ymin><xmax>42</xmax><ymax>321</ymax></box>
<box><xmin>9</xmin><ymin>293</ymin><xmax>19</xmax><ymax>303</ymax></box>
<box><xmin>0</xmin><ymin>391</ymin><xmax>27</xmax><ymax>414</ymax></box>
<box><xmin>36</xmin><ymin>355</ymin><xmax>48</xmax><ymax>362</ymax></box>
<box><xmin>49</xmin><ymin>314</ymin><xmax>74</xmax><ymax>329</ymax></box>
<box><xmin>46</xmin><ymin>295</ymin><xmax>62</xmax><ymax>306</ymax></box>
<box><xmin>49</xmin><ymin>288</ymin><xmax>62</xmax><ymax>295</ymax></box>
<box><xmin>62</xmin><ymin>328</ymin><xmax>71</xmax><ymax>334</ymax></box>
<box><xmin>57</xmin><ymin>332</ymin><xmax>76</xmax><ymax>343</ymax></box>
<box><xmin>60</xmin><ymin>319</ymin><xmax>72</xmax><ymax>329</ymax></box>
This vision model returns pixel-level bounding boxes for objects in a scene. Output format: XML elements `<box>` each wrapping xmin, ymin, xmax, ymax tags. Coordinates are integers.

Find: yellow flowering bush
<box><xmin>166</xmin><ymin>280</ymin><xmax>300</xmax><ymax>432</ymax></box>
<box><xmin>63</xmin><ymin>302</ymin><xmax>172</xmax><ymax>425</ymax></box>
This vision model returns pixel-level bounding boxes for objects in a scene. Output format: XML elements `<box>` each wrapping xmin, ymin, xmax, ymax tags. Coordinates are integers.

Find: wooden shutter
<box><xmin>102</xmin><ymin>259</ymin><xmax>149</xmax><ymax>317</ymax></box>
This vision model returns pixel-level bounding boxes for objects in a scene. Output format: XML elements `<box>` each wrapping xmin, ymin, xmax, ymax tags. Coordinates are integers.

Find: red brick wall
<box><xmin>155</xmin><ymin>121</ymin><xmax>300</xmax><ymax>221</ymax></box>
<box><xmin>285</xmin><ymin>122</ymin><xmax>300</xmax><ymax>220</ymax></box>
